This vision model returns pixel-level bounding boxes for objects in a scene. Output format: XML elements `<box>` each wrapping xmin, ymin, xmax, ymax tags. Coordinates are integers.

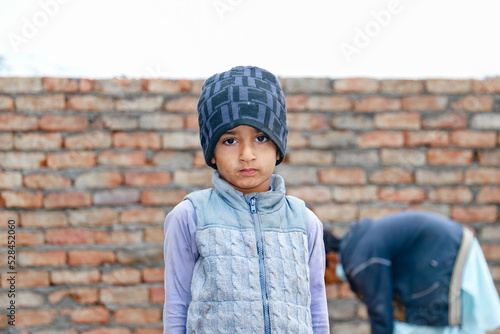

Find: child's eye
<box><xmin>255</xmin><ymin>135</ymin><xmax>269</xmax><ymax>143</ymax></box>
<box><xmin>223</xmin><ymin>138</ymin><xmax>237</xmax><ymax>145</ymax></box>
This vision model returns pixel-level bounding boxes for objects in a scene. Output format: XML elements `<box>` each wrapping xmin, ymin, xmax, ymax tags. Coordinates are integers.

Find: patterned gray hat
<box><xmin>197</xmin><ymin>66</ymin><xmax>288</xmax><ymax>169</ymax></box>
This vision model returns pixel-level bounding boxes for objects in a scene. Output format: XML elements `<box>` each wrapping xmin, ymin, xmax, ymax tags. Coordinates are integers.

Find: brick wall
<box><xmin>0</xmin><ymin>76</ymin><xmax>499</xmax><ymax>333</ymax></box>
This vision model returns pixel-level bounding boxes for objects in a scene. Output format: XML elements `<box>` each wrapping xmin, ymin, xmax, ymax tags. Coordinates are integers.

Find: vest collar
<box><xmin>211</xmin><ymin>171</ymin><xmax>286</xmax><ymax>213</ymax></box>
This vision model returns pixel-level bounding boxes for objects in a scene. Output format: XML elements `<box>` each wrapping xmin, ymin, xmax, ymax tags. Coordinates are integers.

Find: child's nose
<box><xmin>239</xmin><ymin>142</ymin><xmax>256</xmax><ymax>162</ymax></box>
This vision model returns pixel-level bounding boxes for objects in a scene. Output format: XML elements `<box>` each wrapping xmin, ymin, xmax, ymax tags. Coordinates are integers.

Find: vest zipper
<box><xmin>250</xmin><ymin>197</ymin><xmax>271</xmax><ymax>334</ymax></box>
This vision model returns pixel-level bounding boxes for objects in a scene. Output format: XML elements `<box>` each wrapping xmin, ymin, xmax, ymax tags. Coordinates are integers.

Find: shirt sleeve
<box><xmin>163</xmin><ymin>200</ymin><xmax>199</xmax><ymax>334</ymax></box>
<box><xmin>305</xmin><ymin>208</ymin><xmax>330</xmax><ymax>334</ymax></box>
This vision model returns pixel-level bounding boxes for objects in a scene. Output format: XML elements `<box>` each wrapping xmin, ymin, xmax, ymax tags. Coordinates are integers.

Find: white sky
<box><xmin>0</xmin><ymin>0</ymin><xmax>499</xmax><ymax>79</ymax></box>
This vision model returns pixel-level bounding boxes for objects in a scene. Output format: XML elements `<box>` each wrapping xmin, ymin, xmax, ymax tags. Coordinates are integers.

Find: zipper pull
<box><xmin>250</xmin><ymin>197</ymin><xmax>257</xmax><ymax>214</ymax></box>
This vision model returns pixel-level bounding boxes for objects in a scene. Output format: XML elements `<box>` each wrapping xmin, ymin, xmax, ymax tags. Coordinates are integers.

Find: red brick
<box><xmin>144</xmin><ymin>227</ymin><xmax>164</xmax><ymax>243</ymax></box>
<box><xmin>17</xmin><ymin>309</ymin><xmax>57</xmax><ymax>327</ymax></box>
<box><xmin>64</xmin><ymin>131</ymin><xmax>112</xmax><ymax>149</ymax></box>
<box><xmin>405</xmin><ymin>131</ymin><xmax>449</xmax><ymax>147</ymax></box>
<box><xmin>15</xmin><ymin>94</ymin><xmax>65</xmax><ymax>110</ymax></box>
<box><xmin>46</xmin><ymin>229</ymin><xmax>95</xmax><ymax>245</ymax></box>
<box><xmin>451</xmin><ymin>130</ymin><xmax>497</xmax><ymax>148</ymax></box>
<box><xmin>69</xmin><ymin>250</ymin><xmax>116</xmax><ymax>266</ymax></box>
<box><xmin>422</xmin><ymin>112</ymin><xmax>467</xmax><ymax>129</ymax></box>
<box><xmin>139</xmin><ymin>114</ymin><xmax>184</xmax><ymax>130</ymax></box>
<box><xmin>451</xmin><ymin>95</ymin><xmax>493</xmax><ymax>112</ymax></box>
<box><xmin>308</xmin><ymin>131</ymin><xmax>357</xmax><ymax>149</ymax></box>
<box><xmin>465</xmin><ymin>168</ymin><xmax>500</xmax><ymax>185</ymax></box>
<box><xmin>286</xmin><ymin>186</ymin><xmax>331</xmax><ymax>203</ymax></box>
<box><xmin>98</xmin><ymin>151</ymin><xmax>146</xmax><ymax>167</ymax></box>
<box><xmin>69</xmin><ymin>208</ymin><xmax>118</xmax><ymax>227</ymax></box>
<box><xmin>113</xmin><ymin>132</ymin><xmax>161</xmax><ymax>149</ymax></box>
<box><xmin>0</xmin><ymin>133</ymin><xmax>13</xmax><ymax>150</ymax></box>
<box><xmin>94</xmin><ymin>78</ymin><xmax>142</xmax><ymax>93</ymax></box>
<box><xmin>75</xmin><ymin>171</ymin><xmax>123</xmax><ymax>188</ymax></box>
<box><xmin>378</xmin><ymin>187</ymin><xmax>426</xmax><ymax>203</ymax></box>
<box><xmin>120</xmin><ymin>208</ymin><xmax>165</xmax><ymax>225</ymax></box>
<box><xmin>0</xmin><ymin>211</ymin><xmax>19</xmax><ymax>229</ymax></box>
<box><xmin>184</xmin><ymin>114</ymin><xmax>200</xmax><ymax>130</ymax></box>
<box><xmin>359</xmin><ymin>207</ymin><xmax>402</xmax><ymax>220</ymax></box>
<box><xmin>42</xmin><ymin>77</ymin><xmax>79</xmax><ymax>92</ymax></box>
<box><xmin>319</xmin><ymin>168</ymin><xmax>366</xmax><ymax>185</ymax></box>
<box><xmin>1</xmin><ymin>191</ymin><xmax>42</xmax><ymax>208</ymax></box>
<box><xmin>114</xmin><ymin>307</ymin><xmax>162</xmax><ymax>324</ymax></box>
<box><xmin>357</xmin><ymin>131</ymin><xmax>404</xmax><ymax>148</ymax></box>
<box><xmin>451</xmin><ymin>206</ymin><xmax>497</xmax><ymax>223</ymax></box>
<box><xmin>142</xmin><ymin>267</ymin><xmax>164</xmax><ymax>283</ymax></box>
<box><xmin>287</xmin><ymin>113</ymin><xmax>329</xmax><ymax>131</ymax></box>
<box><xmin>354</xmin><ymin>97</ymin><xmax>401</xmax><ymax>112</ymax></box>
<box><xmin>306</xmin><ymin>96</ymin><xmax>352</xmax><ymax>111</ymax></box>
<box><xmin>287</xmin><ymin>150</ymin><xmax>334</xmax><ymax>166</ymax></box>
<box><xmin>428</xmin><ymin>187</ymin><xmax>473</xmax><ymax>203</ymax></box>
<box><xmin>0</xmin><ymin>230</ymin><xmax>43</xmax><ymax>246</ymax></box>
<box><xmin>0</xmin><ymin>96</ymin><xmax>14</xmax><ymax>110</ymax></box>
<box><xmin>1</xmin><ymin>270</ymin><xmax>49</xmax><ymax>288</ymax></box>
<box><xmin>368</xmin><ymin>167</ymin><xmax>413</xmax><ymax>184</ymax></box>
<box><xmin>415</xmin><ymin>170</ymin><xmax>463</xmax><ymax>185</ymax></box>
<box><xmin>102</xmin><ymin>268</ymin><xmax>142</xmax><ymax>285</ymax></box>
<box><xmin>100</xmin><ymin>287</ymin><xmax>149</xmax><ymax>304</ymax></box>
<box><xmin>427</xmin><ymin>149</ymin><xmax>473</xmax><ymax>166</ymax></box>
<box><xmin>94</xmin><ymin>230</ymin><xmax>142</xmax><ymax>244</ymax></box>
<box><xmin>375</xmin><ymin>113</ymin><xmax>420</xmax><ymax>130</ymax></box>
<box><xmin>0</xmin><ymin>171</ymin><xmax>22</xmax><ymax>188</ymax></box>
<box><xmin>14</xmin><ymin>132</ymin><xmax>62</xmax><ymax>150</ymax></box>
<box><xmin>426</xmin><ymin>79</ymin><xmax>471</xmax><ymax>94</ymax></box>
<box><xmin>162</xmin><ymin>132</ymin><xmax>201</xmax><ymax>149</ymax></box>
<box><xmin>380</xmin><ymin>80</ymin><xmax>424</xmax><ymax>94</ymax></box>
<box><xmin>192</xmin><ymin>150</ymin><xmax>208</xmax><ymax>167</ymax></box>
<box><xmin>477</xmin><ymin>187</ymin><xmax>500</xmax><ymax>203</ymax></box>
<box><xmin>23</xmin><ymin>173</ymin><xmax>71</xmax><ymax>189</ymax></box>
<box><xmin>124</xmin><ymin>171</ymin><xmax>171</xmax><ymax>187</ymax></box>
<box><xmin>19</xmin><ymin>250</ymin><xmax>67</xmax><ymax>267</ymax></box>
<box><xmin>135</xmin><ymin>328</ymin><xmax>163</xmax><ymax>334</ymax></box>
<box><xmin>81</xmin><ymin>328</ymin><xmax>132</xmax><ymax>334</ymax></box>
<box><xmin>164</xmin><ymin>96</ymin><xmax>198</xmax><ymax>112</ymax></box>
<box><xmin>91</xmin><ymin>115</ymin><xmax>138</xmax><ymax>130</ymax></box>
<box><xmin>67</xmin><ymin>95</ymin><xmax>115</xmax><ymax>111</ymax></box>
<box><xmin>147</xmin><ymin>79</ymin><xmax>184</xmax><ymax>94</ymax></box>
<box><xmin>0</xmin><ymin>113</ymin><xmax>38</xmax><ymax>131</ymax></box>
<box><xmin>116</xmin><ymin>96</ymin><xmax>163</xmax><ymax>112</ymax></box>
<box><xmin>285</xmin><ymin>94</ymin><xmax>307</xmax><ymax>111</ymax></box>
<box><xmin>478</xmin><ymin>151</ymin><xmax>500</xmax><ymax>166</ymax></box>
<box><xmin>93</xmin><ymin>189</ymin><xmax>140</xmax><ymax>206</ymax></box>
<box><xmin>44</xmin><ymin>192</ymin><xmax>92</xmax><ymax>209</ymax></box>
<box><xmin>149</xmin><ymin>286</ymin><xmax>165</xmax><ymax>304</ymax></box>
<box><xmin>482</xmin><ymin>244</ymin><xmax>500</xmax><ymax>261</ymax></box>
<box><xmin>380</xmin><ymin>149</ymin><xmax>425</xmax><ymax>166</ymax></box>
<box><xmin>141</xmin><ymin>189</ymin><xmax>188</xmax><ymax>206</ymax></box>
<box><xmin>0</xmin><ymin>77</ymin><xmax>42</xmax><ymax>93</ymax></box>
<box><xmin>20</xmin><ymin>211</ymin><xmax>67</xmax><ymax>227</ymax></box>
<box><xmin>334</xmin><ymin>78</ymin><xmax>379</xmax><ymax>93</ymax></box>
<box><xmin>402</xmin><ymin>96</ymin><xmax>448</xmax><ymax>110</ymax></box>
<box><xmin>333</xmin><ymin>186</ymin><xmax>378</xmax><ymax>202</ymax></box>
<box><xmin>311</xmin><ymin>204</ymin><xmax>358</xmax><ymax>223</ymax></box>
<box><xmin>472</xmin><ymin>77</ymin><xmax>500</xmax><ymax>93</ymax></box>
<box><xmin>47</xmin><ymin>151</ymin><xmax>96</xmax><ymax>169</ymax></box>
<box><xmin>51</xmin><ymin>269</ymin><xmax>101</xmax><ymax>285</ymax></box>
<box><xmin>173</xmin><ymin>170</ymin><xmax>213</xmax><ymax>187</ymax></box>
<box><xmin>40</xmin><ymin>114</ymin><xmax>88</xmax><ymax>131</ymax></box>
<box><xmin>49</xmin><ymin>287</ymin><xmax>99</xmax><ymax>305</ymax></box>
<box><xmin>64</xmin><ymin>306</ymin><xmax>110</xmax><ymax>324</ymax></box>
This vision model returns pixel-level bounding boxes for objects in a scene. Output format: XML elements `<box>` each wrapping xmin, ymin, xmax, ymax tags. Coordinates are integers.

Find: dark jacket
<box><xmin>340</xmin><ymin>211</ymin><xmax>466</xmax><ymax>334</ymax></box>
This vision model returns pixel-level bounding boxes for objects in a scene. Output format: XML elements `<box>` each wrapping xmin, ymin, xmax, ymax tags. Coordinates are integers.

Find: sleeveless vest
<box><xmin>184</xmin><ymin>172</ymin><xmax>313</xmax><ymax>334</ymax></box>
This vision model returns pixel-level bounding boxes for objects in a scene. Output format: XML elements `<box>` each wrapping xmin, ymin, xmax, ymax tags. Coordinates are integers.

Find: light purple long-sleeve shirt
<box><xmin>163</xmin><ymin>198</ymin><xmax>330</xmax><ymax>333</ymax></box>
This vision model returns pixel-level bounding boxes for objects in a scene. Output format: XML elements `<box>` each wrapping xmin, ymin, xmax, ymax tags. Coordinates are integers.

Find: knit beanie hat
<box><xmin>197</xmin><ymin>65</ymin><xmax>288</xmax><ymax>169</ymax></box>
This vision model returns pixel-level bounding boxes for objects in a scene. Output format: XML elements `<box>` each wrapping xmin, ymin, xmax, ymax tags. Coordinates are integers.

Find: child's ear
<box><xmin>276</xmin><ymin>151</ymin><xmax>280</xmax><ymax>161</ymax></box>
<box><xmin>211</xmin><ymin>156</ymin><xmax>216</xmax><ymax>165</ymax></box>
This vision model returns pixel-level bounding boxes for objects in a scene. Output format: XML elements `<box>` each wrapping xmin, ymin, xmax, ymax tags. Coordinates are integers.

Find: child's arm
<box><xmin>163</xmin><ymin>200</ymin><xmax>199</xmax><ymax>334</ymax></box>
<box><xmin>305</xmin><ymin>208</ymin><xmax>330</xmax><ymax>333</ymax></box>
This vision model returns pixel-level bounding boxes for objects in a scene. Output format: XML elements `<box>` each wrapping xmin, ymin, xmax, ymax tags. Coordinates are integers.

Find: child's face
<box><xmin>211</xmin><ymin>125</ymin><xmax>280</xmax><ymax>194</ymax></box>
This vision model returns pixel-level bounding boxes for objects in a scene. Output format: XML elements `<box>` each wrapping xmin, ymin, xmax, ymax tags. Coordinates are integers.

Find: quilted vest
<box><xmin>184</xmin><ymin>172</ymin><xmax>313</xmax><ymax>334</ymax></box>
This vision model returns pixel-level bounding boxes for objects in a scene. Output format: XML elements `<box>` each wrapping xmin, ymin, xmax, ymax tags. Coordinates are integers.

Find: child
<box><xmin>163</xmin><ymin>66</ymin><xmax>329</xmax><ymax>333</ymax></box>
<box><xmin>323</xmin><ymin>210</ymin><xmax>500</xmax><ymax>334</ymax></box>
